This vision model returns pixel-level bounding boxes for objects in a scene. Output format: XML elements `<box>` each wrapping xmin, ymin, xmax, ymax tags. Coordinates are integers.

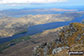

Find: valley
<box><xmin>0</xmin><ymin>0</ymin><xmax>84</xmax><ymax>56</ymax></box>
<box><xmin>0</xmin><ymin>8</ymin><xmax>84</xmax><ymax>56</ymax></box>
<box><xmin>0</xmin><ymin>12</ymin><xmax>82</xmax><ymax>38</ymax></box>
<box><xmin>1</xmin><ymin>22</ymin><xmax>84</xmax><ymax>56</ymax></box>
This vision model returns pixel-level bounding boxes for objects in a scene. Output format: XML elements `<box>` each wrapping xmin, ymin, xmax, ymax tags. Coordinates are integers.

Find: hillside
<box><xmin>33</xmin><ymin>23</ymin><xmax>84</xmax><ymax>56</ymax></box>
<box><xmin>0</xmin><ymin>26</ymin><xmax>63</xmax><ymax>56</ymax></box>
<box><xmin>1</xmin><ymin>22</ymin><xmax>84</xmax><ymax>56</ymax></box>
<box><xmin>0</xmin><ymin>12</ymin><xmax>81</xmax><ymax>38</ymax></box>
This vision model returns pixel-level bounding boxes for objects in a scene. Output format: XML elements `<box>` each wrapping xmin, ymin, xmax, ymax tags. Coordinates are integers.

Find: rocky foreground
<box><xmin>0</xmin><ymin>12</ymin><xmax>81</xmax><ymax>38</ymax></box>
<box><xmin>33</xmin><ymin>23</ymin><xmax>84</xmax><ymax>56</ymax></box>
<box><xmin>0</xmin><ymin>22</ymin><xmax>84</xmax><ymax>56</ymax></box>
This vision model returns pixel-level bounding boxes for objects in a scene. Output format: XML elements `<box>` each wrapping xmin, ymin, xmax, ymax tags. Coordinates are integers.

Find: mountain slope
<box><xmin>33</xmin><ymin>23</ymin><xmax>84</xmax><ymax>56</ymax></box>
<box><xmin>0</xmin><ymin>23</ymin><xmax>84</xmax><ymax>56</ymax></box>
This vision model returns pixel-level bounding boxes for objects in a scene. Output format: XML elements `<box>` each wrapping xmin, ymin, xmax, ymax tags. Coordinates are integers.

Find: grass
<box><xmin>0</xmin><ymin>36</ymin><xmax>31</xmax><ymax>53</ymax></box>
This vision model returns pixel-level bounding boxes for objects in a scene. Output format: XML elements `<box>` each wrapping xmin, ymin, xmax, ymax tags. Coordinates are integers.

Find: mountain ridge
<box><xmin>33</xmin><ymin>22</ymin><xmax>84</xmax><ymax>56</ymax></box>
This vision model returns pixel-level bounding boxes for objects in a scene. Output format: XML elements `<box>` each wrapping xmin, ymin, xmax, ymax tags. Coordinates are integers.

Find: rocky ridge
<box><xmin>33</xmin><ymin>23</ymin><xmax>84</xmax><ymax>56</ymax></box>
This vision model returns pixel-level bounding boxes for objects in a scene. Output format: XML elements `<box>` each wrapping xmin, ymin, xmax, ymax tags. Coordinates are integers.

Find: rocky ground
<box><xmin>33</xmin><ymin>23</ymin><xmax>84</xmax><ymax>56</ymax></box>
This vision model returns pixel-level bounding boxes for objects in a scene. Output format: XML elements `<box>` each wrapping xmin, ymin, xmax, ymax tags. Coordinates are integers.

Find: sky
<box><xmin>0</xmin><ymin>0</ymin><xmax>67</xmax><ymax>4</ymax></box>
<box><xmin>0</xmin><ymin>0</ymin><xmax>83</xmax><ymax>4</ymax></box>
<box><xmin>0</xmin><ymin>0</ymin><xmax>84</xmax><ymax>10</ymax></box>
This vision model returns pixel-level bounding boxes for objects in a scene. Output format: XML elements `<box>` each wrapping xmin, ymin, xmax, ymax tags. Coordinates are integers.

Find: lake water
<box><xmin>0</xmin><ymin>14</ymin><xmax>84</xmax><ymax>44</ymax></box>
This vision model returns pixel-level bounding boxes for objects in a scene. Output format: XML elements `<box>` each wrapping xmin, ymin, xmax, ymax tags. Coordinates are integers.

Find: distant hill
<box><xmin>0</xmin><ymin>8</ymin><xmax>77</xmax><ymax>17</ymax></box>
<box><xmin>0</xmin><ymin>12</ymin><xmax>80</xmax><ymax>38</ymax></box>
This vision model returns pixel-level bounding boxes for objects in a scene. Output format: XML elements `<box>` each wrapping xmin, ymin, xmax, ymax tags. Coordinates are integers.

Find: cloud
<box><xmin>0</xmin><ymin>0</ymin><xmax>67</xmax><ymax>4</ymax></box>
<box><xmin>29</xmin><ymin>0</ymin><xmax>67</xmax><ymax>3</ymax></box>
<box><xmin>0</xmin><ymin>0</ymin><xmax>29</xmax><ymax>4</ymax></box>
